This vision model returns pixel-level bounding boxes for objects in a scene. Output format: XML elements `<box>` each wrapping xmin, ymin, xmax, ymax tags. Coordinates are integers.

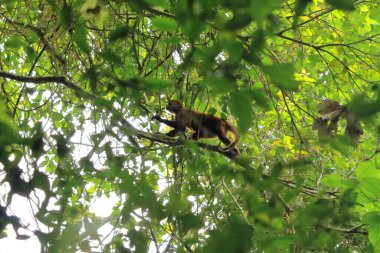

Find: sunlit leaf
<box><xmin>369</xmin><ymin>224</ymin><xmax>380</xmax><ymax>248</ymax></box>
<box><xmin>363</xmin><ymin>212</ymin><xmax>380</xmax><ymax>225</ymax></box>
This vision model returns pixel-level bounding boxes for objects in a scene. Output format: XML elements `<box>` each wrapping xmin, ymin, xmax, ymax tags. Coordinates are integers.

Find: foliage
<box><xmin>0</xmin><ymin>0</ymin><xmax>380</xmax><ymax>252</ymax></box>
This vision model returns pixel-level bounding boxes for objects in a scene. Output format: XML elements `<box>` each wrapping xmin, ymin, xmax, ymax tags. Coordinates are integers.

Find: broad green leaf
<box><xmin>331</xmin><ymin>135</ymin><xmax>352</xmax><ymax>156</ymax></box>
<box><xmin>225</xmin><ymin>11</ymin><xmax>251</xmax><ymax>31</ymax></box>
<box><xmin>181</xmin><ymin>20</ymin><xmax>205</xmax><ymax>43</ymax></box>
<box><xmin>262</xmin><ymin>235</ymin><xmax>297</xmax><ymax>250</ymax></box>
<box><xmin>84</xmin><ymin>66</ymin><xmax>97</xmax><ymax>92</ymax></box>
<box><xmin>143</xmin><ymin>78</ymin><xmax>170</xmax><ymax>90</ymax></box>
<box><xmin>326</xmin><ymin>0</ymin><xmax>355</xmax><ymax>11</ymax></box>
<box><xmin>99</xmin><ymin>49</ymin><xmax>123</xmax><ymax>65</ymax></box>
<box><xmin>53</xmin><ymin>134</ymin><xmax>70</xmax><ymax>158</ymax></box>
<box><xmin>30</xmin><ymin>123</ymin><xmax>45</xmax><ymax>158</ymax></box>
<box><xmin>294</xmin><ymin>0</ymin><xmax>313</xmax><ymax>16</ymax></box>
<box><xmin>145</xmin><ymin>0</ymin><xmax>169</xmax><ymax>8</ymax></box>
<box><xmin>60</xmin><ymin>4</ymin><xmax>73</xmax><ymax>28</ymax></box>
<box><xmin>109</xmin><ymin>25</ymin><xmax>129</xmax><ymax>41</ymax></box>
<box><xmin>127</xmin><ymin>229</ymin><xmax>148</xmax><ymax>253</ymax></box>
<box><xmin>5</xmin><ymin>0</ymin><xmax>16</xmax><ymax>12</ymax></box>
<box><xmin>73</xmin><ymin>26</ymin><xmax>91</xmax><ymax>54</ymax></box>
<box><xmin>356</xmin><ymin>161</ymin><xmax>380</xmax><ymax>179</ymax></box>
<box><xmin>203</xmin><ymin>216</ymin><xmax>253</xmax><ymax>253</ymax></box>
<box><xmin>369</xmin><ymin>224</ymin><xmax>380</xmax><ymax>249</ymax></box>
<box><xmin>177</xmin><ymin>213</ymin><xmax>203</xmax><ymax>234</ymax></box>
<box><xmin>250</xmin><ymin>88</ymin><xmax>269</xmax><ymax>109</ymax></box>
<box><xmin>151</xmin><ymin>16</ymin><xmax>177</xmax><ymax>32</ymax></box>
<box><xmin>32</xmin><ymin>171</ymin><xmax>50</xmax><ymax>192</ymax></box>
<box><xmin>247</xmin><ymin>28</ymin><xmax>265</xmax><ymax>63</ymax></box>
<box><xmin>25</xmin><ymin>46</ymin><xmax>37</xmax><ymax>63</ymax></box>
<box><xmin>262</xmin><ymin>64</ymin><xmax>299</xmax><ymax>91</ymax></box>
<box><xmin>347</xmin><ymin>95</ymin><xmax>380</xmax><ymax>119</ymax></box>
<box><xmin>321</xmin><ymin>174</ymin><xmax>346</xmax><ymax>188</ymax></box>
<box><xmin>4</xmin><ymin>35</ymin><xmax>25</xmax><ymax>50</ymax></box>
<box><xmin>230</xmin><ymin>90</ymin><xmax>253</xmax><ymax>134</ymax></box>
<box><xmin>250</xmin><ymin>0</ymin><xmax>283</xmax><ymax>23</ymax></box>
<box><xmin>205</xmin><ymin>75</ymin><xmax>234</xmax><ymax>94</ymax></box>
<box><xmin>0</xmin><ymin>103</ymin><xmax>18</xmax><ymax>145</ymax></box>
<box><xmin>363</xmin><ymin>212</ymin><xmax>380</xmax><ymax>225</ymax></box>
<box><xmin>361</xmin><ymin>177</ymin><xmax>380</xmax><ymax>197</ymax></box>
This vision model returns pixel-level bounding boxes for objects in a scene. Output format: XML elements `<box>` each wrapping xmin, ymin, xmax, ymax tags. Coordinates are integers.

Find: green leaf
<box><xmin>362</xmin><ymin>177</ymin><xmax>380</xmax><ymax>197</ymax></box>
<box><xmin>250</xmin><ymin>88</ymin><xmax>269</xmax><ymax>109</ymax></box>
<box><xmin>84</xmin><ymin>66</ymin><xmax>97</xmax><ymax>92</ymax></box>
<box><xmin>145</xmin><ymin>0</ymin><xmax>169</xmax><ymax>9</ymax></box>
<box><xmin>30</xmin><ymin>123</ymin><xmax>45</xmax><ymax>158</ymax></box>
<box><xmin>99</xmin><ymin>49</ymin><xmax>123</xmax><ymax>65</ymax></box>
<box><xmin>262</xmin><ymin>64</ymin><xmax>299</xmax><ymax>91</ymax></box>
<box><xmin>347</xmin><ymin>95</ymin><xmax>380</xmax><ymax>119</ymax></box>
<box><xmin>0</xmin><ymin>103</ymin><xmax>18</xmax><ymax>145</ymax></box>
<box><xmin>247</xmin><ymin>28</ymin><xmax>265</xmax><ymax>63</ymax></box>
<box><xmin>60</xmin><ymin>4</ymin><xmax>74</xmax><ymax>28</ymax></box>
<box><xmin>181</xmin><ymin>20</ymin><xmax>205</xmax><ymax>43</ymax></box>
<box><xmin>205</xmin><ymin>75</ymin><xmax>234</xmax><ymax>95</ymax></box>
<box><xmin>250</xmin><ymin>0</ymin><xmax>283</xmax><ymax>23</ymax></box>
<box><xmin>109</xmin><ymin>25</ymin><xmax>129</xmax><ymax>41</ymax></box>
<box><xmin>363</xmin><ymin>212</ymin><xmax>380</xmax><ymax>225</ymax></box>
<box><xmin>73</xmin><ymin>26</ymin><xmax>91</xmax><ymax>54</ymax></box>
<box><xmin>294</xmin><ymin>0</ymin><xmax>313</xmax><ymax>16</ymax></box>
<box><xmin>32</xmin><ymin>171</ymin><xmax>50</xmax><ymax>192</ymax></box>
<box><xmin>321</xmin><ymin>174</ymin><xmax>346</xmax><ymax>188</ymax></box>
<box><xmin>203</xmin><ymin>216</ymin><xmax>253</xmax><ymax>253</ymax></box>
<box><xmin>5</xmin><ymin>0</ymin><xmax>16</xmax><ymax>12</ymax></box>
<box><xmin>331</xmin><ymin>135</ymin><xmax>352</xmax><ymax>156</ymax></box>
<box><xmin>326</xmin><ymin>0</ymin><xmax>355</xmax><ymax>11</ymax></box>
<box><xmin>127</xmin><ymin>229</ymin><xmax>148</xmax><ymax>253</ymax></box>
<box><xmin>369</xmin><ymin>224</ymin><xmax>380</xmax><ymax>248</ymax></box>
<box><xmin>151</xmin><ymin>16</ymin><xmax>177</xmax><ymax>32</ymax></box>
<box><xmin>356</xmin><ymin>161</ymin><xmax>380</xmax><ymax>179</ymax></box>
<box><xmin>261</xmin><ymin>235</ymin><xmax>297</xmax><ymax>250</ymax></box>
<box><xmin>53</xmin><ymin>134</ymin><xmax>70</xmax><ymax>158</ymax></box>
<box><xmin>142</xmin><ymin>78</ymin><xmax>170</xmax><ymax>90</ymax></box>
<box><xmin>4</xmin><ymin>35</ymin><xmax>25</xmax><ymax>50</ymax></box>
<box><xmin>225</xmin><ymin>11</ymin><xmax>251</xmax><ymax>31</ymax></box>
<box><xmin>230</xmin><ymin>90</ymin><xmax>253</xmax><ymax>134</ymax></box>
<box><xmin>292</xmin><ymin>0</ymin><xmax>313</xmax><ymax>28</ymax></box>
<box><xmin>178</xmin><ymin>213</ymin><xmax>203</xmax><ymax>234</ymax></box>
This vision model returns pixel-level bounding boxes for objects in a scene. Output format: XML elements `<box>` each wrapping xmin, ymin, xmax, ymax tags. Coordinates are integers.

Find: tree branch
<box><xmin>0</xmin><ymin>70</ymin><xmax>93</xmax><ymax>98</ymax></box>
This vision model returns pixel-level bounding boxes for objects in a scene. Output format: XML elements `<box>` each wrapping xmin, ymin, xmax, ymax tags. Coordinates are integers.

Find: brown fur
<box><xmin>152</xmin><ymin>100</ymin><xmax>240</xmax><ymax>154</ymax></box>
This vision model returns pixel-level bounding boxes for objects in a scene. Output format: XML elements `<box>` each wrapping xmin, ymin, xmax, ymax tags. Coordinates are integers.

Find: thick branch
<box><xmin>0</xmin><ymin>70</ymin><xmax>93</xmax><ymax>97</ymax></box>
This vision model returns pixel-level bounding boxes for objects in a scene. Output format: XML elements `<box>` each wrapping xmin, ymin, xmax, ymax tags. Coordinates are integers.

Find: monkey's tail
<box><xmin>223</xmin><ymin>123</ymin><xmax>240</xmax><ymax>152</ymax></box>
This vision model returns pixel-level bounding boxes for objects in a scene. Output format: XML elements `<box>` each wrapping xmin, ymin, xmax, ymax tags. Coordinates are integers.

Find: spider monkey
<box><xmin>152</xmin><ymin>100</ymin><xmax>240</xmax><ymax>155</ymax></box>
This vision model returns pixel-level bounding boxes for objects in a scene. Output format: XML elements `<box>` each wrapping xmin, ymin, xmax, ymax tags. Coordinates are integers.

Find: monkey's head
<box><xmin>166</xmin><ymin>100</ymin><xmax>182</xmax><ymax>114</ymax></box>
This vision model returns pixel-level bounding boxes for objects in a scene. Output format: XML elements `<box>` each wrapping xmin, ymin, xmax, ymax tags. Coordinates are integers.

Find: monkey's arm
<box><xmin>152</xmin><ymin>115</ymin><xmax>180</xmax><ymax>128</ymax></box>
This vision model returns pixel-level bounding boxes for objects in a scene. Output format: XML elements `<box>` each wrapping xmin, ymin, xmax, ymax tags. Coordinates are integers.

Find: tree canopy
<box><xmin>0</xmin><ymin>0</ymin><xmax>380</xmax><ymax>252</ymax></box>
